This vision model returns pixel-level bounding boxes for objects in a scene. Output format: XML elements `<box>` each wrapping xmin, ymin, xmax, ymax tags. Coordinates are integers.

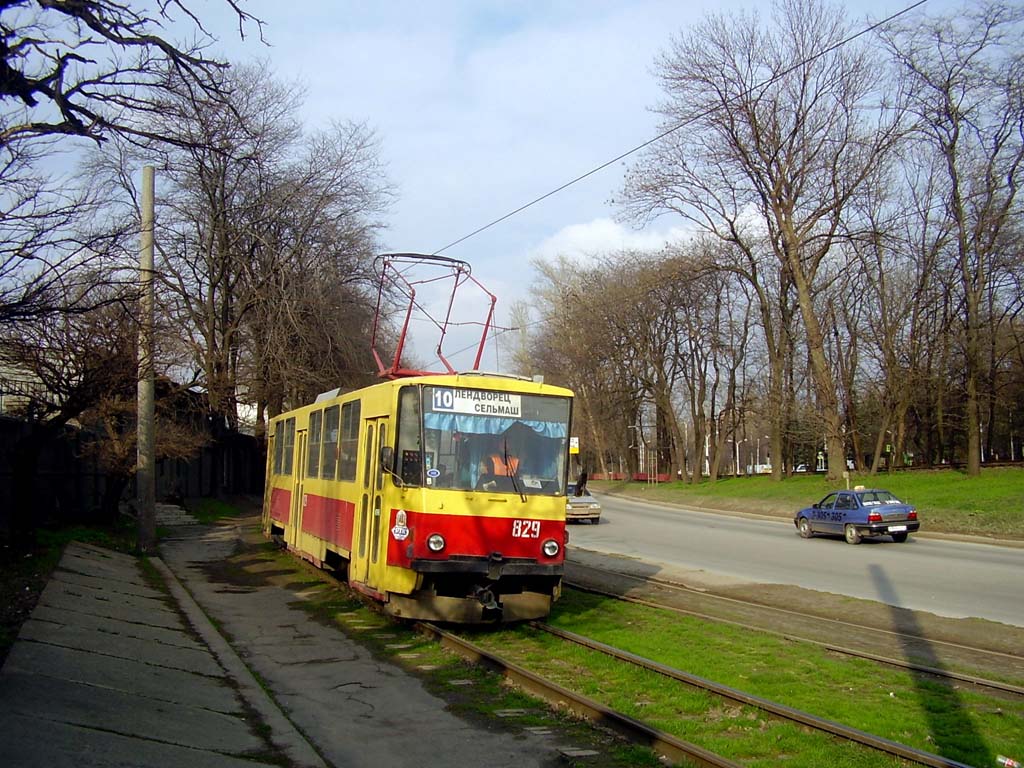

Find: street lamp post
<box><xmin>627</xmin><ymin>424</ymin><xmax>644</xmax><ymax>478</ymax></box>
<box><xmin>756</xmin><ymin>435</ymin><xmax>769</xmax><ymax>473</ymax></box>
<box><xmin>704</xmin><ymin>428</ymin><xmax>710</xmax><ymax>478</ymax></box>
<box><xmin>735</xmin><ymin>438</ymin><xmax>748</xmax><ymax>476</ymax></box>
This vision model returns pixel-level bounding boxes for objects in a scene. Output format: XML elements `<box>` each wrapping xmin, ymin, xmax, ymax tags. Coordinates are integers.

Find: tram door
<box><xmin>351</xmin><ymin>417</ymin><xmax>388</xmax><ymax>588</ymax></box>
<box><xmin>287</xmin><ymin>430</ymin><xmax>307</xmax><ymax>550</ymax></box>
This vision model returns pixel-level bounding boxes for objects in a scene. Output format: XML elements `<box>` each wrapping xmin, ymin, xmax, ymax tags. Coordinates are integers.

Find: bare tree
<box><xmin>90</xmin><ymin>62</ymin><xmax>392</xmax><ymax>467</ymax></box>
<box><xmin>0</xmin><ymin>0</ymin><xmax>261</xmax><ymax>147</ymax></box>
<box><xmin>620</xmin><ymin>0</ymin><xmax>906</xmax><ymax>481</ymax></box>
<box><xmin>0</xmin><ymin>140</ymin><xmax>135</xmax><ymax>326</ymax></box>
<box><xmin>527</xmin><ymin>245</ymin><xmax>755</xmax><ymax>484</ymax></box>
<box><xmin>0</xmin><ymin>286</ymin><xmax>135</xmax><ymax>535</ymax></box>
<box><xmin>78</xmin><ymin>384</ymin><xmax>210</xmax><ymax>522</ymax></box>
<box><xmin>881</xmin><ymin>0</ymin><xmax>1024</xmax><ymax>475</ymax></box>
<box><xmin>528</xmin><ymin>255</ymin><xmax>647</xmax><ymax>478</ymax></box>
<box><xmin>597</xmin><ymin>251</ymin><xmax>691</xmax><ymax>480</ymax></box>
<box><xmin>0</xmin><ymin>1</ymin><xmax>263</xmax><ymax>329</ymax></box>
<box><xmin>1</xmin><ymin>288</ymin><xmax>213</xmax><ymax>530</ymax></box>
<box><xmin>842</xmin><ymin>149</ymin><xmax>952</xmax><ymax>471</ymax></box>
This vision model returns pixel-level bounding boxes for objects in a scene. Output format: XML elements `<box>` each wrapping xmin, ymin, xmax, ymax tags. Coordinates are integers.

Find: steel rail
<box><xmin>566</xmin><ymin>563</ymin><xmax>1023</xmax><ymax>662</ymax></box>
<box><xmin>414</xmin><ymin>622</ymin><xmax>742</xmax><ymax>768</ymax></box>
<box><xmin>536</xmin><ymin>623</ymin><xmax>976</xmax><ymax>768</ymax></box>
<box><xmin>563</xmin><ymin>577</ymin><xmax>1024</xmax><ymax>697</ymax></box>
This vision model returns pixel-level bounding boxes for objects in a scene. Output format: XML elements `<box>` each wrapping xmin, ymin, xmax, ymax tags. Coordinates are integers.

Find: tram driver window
<box><xmin>401</xmin><ymin>450</ymin><xmax>422</xmax><ymax>485</ymax></box>
<box><xmin>396</xmin><ymin>387</ymin><xmax>422</xmax><ymax>485</ymax></box>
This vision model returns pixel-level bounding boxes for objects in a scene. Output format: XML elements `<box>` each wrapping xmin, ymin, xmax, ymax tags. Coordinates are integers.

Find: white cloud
<box><xmin>527</xmin><ymin>217</ymin><xmax>693</xmax><ymax>264</ymax></box>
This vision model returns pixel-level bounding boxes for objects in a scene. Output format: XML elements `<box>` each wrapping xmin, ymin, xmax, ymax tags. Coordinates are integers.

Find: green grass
<box><xmin>466</xmin><ymin>624</ymin><xmax>886</xmax><ymax>768</ymax></box>
<box><xmin>188</xmin><ymin>497</ymin><xmax>250</xmax><ymax>524</ymax></box>
<box><xmin>465</xmin><ymin>589</ymin><xmax>1024</xmax><ymax>768</ymax></box>
<box><xmin>594</xmin><ymin>466</ymin><xmax>1024</xmax><ymax>537</ymax></box>
<box><xmin>35</xmin><ymin>522</ymin><xmax>137</xmax><ymax>552</ymax></box>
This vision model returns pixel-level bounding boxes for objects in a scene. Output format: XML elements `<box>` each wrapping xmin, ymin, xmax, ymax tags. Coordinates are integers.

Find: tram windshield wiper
<box><xmin>504</xmin><ymin>439</ymin><xmax>526</xmax><ymax>502</ymax></box>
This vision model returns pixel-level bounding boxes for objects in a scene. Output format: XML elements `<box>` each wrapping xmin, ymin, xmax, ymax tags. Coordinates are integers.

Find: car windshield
<box><xmin>858</xmin><ymin>490</ymin><xmax>902</xmax><ymax>505</ymax></box>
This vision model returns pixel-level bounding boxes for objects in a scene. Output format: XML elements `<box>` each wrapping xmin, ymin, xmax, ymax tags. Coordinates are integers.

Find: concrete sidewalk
<box><xmin>0</xmin><ymin>510</ymin><xmax>572</xmax><ymax>767</ymax></box>
<box><xmin>0</xmin><ymin>537</ymin><xmax>318</xmax><ymax>767</ymax></box>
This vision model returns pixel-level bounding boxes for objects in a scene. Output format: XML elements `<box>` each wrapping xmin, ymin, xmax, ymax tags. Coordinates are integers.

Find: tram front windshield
<box><xmin>396</xmin><ymin>385</ymin><xmax>570</xmax><ymax>495</ymax></box>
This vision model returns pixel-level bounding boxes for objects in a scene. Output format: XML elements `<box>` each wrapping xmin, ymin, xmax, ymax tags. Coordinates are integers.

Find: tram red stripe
<box><xmin>302</xmin><ymin>494</ymin><xmax>355</xmax><ymax>550</ymax></box>
<box><xmin>270</xmin><ymin>487</ymin><xmax>291</xmax><ymax>524</ymax></box>
<box><xmin>386</xmin><ymin>509</ymin><xmax>564</xmax><ymax>568</ymax></box>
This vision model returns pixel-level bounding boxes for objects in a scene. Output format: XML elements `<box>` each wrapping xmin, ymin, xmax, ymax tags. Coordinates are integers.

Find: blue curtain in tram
<box><xmin>422</xmin><ymin>413</ymin><xmax>567</xmax><ymax>438</ymax></box>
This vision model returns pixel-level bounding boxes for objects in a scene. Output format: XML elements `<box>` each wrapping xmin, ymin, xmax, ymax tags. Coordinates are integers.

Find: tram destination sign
<box><xmin>431</xmin><ymin>388</ymin><xmax>522</xmax><ymax>417</ymax></box>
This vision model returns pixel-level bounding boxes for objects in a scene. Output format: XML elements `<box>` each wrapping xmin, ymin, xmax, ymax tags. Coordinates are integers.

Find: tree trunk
<box><xmin>789</xmin><ymin>254</ymin><xmax>846</xmax><ymax>482</ymax></box>
<box><xmin>99</xmin><ymin>472</ymin><xmax>131</xmax><ymax>524</ymax></box>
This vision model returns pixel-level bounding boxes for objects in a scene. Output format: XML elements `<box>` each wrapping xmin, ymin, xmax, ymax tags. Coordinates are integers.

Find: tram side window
<box><xmin>282</xmin><ymin>418</ymin><xmax>296</xmax><ymax>475</ymax></box>
<box><xmin>273</xmin><ymin>422</ymin><xmax>284</xmax><ymax>475</ymax></box>
<box><xmin>339</xmin><ymin>401</ymin><xmax>360</xmax><ymax>481</ymax></box>
<box><xmin>322</xmin><ymin>405</ymin><xmax>339</xmax><ymax>480</ymax></box>
<box><xmin>307</xmin><ymin>410</ymin><xmax>323</xmax><ymax>478</ymax></box>
<box><xmin>396</xmin><ymin>387</ymin><xmax>422</xmax><ymax>485</ymax></box>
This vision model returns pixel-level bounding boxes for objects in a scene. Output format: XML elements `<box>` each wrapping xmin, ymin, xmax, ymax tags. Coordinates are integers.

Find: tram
<box><xmin>263</xmin><ymin>372</ymin><xmax>574</xmax><ymax>622</ymax></box>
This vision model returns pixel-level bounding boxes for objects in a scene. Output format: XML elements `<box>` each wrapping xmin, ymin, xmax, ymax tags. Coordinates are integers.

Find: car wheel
<box><xmin>891</xmin><ymin>532</ymin><xmax>909</xmax><ymax>543</ymax></box>
<box><xmin>844</xmin><ymin>524</ymin><xmax>862</xmax><ymax>545</ymax></box>
<box><xmin>797</xmin><ymin>517</ymin><xmax>813</xmax><ymax>539</ymax></box>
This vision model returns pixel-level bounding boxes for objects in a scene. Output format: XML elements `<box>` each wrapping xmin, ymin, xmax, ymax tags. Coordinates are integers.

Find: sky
<box><xmin>192</xmin><ymin>0</ymin><xmax>952</xmax><ymax>372</ymax></box>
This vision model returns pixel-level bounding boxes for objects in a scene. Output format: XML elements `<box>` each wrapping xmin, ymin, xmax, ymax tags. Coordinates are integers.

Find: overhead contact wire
<box><xmin>431</xmin><ymin>0</ymin><xmax>929</xmax><ymax>257</ymax></box>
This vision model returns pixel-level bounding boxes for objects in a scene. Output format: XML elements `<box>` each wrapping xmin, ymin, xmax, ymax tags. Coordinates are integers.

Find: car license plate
<box><xmin>888</xmin><ymin>525</ymin><xmax>907</xmax><ymax>532</ymax></box>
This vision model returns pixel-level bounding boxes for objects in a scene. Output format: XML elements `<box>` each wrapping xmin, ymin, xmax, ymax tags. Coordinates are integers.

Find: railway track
<box><xmin>564</xmin><ymin>561</ymin><xmax>1024</xmax><ymax>697</ymax></box>
<box><xmin>419</xmin><ymin>619</ymin><xmax>979</xmax><ymax>768</ymax></box>
<box><xmin>416</xmin><ymin>621</ymin><xmax>742</xmax><ymax>768</ymax></box>
<box><xmin>533</xmin><ymin>622</ymin><xmax>976</xmax><ymax>768</ymax></box>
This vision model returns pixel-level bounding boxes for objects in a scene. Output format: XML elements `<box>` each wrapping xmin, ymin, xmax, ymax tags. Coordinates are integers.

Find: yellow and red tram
<box><xmin>263</xmin><ymin>372</ymin><xmax>574</xmax><ymax>622</ymax></box>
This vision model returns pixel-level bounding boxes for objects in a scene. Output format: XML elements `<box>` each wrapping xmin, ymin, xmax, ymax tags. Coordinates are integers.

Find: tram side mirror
<box><xmin>380</xmin><ymin>446</ymin><xmax>394</xmax><ymax>469</ymax></box>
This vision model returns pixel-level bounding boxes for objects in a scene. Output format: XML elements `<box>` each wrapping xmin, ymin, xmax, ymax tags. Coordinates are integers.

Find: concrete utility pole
<box><xmin>137</xmin><ymin>166</ymin><xmax>156</xmax><ymax>552</ymax></box>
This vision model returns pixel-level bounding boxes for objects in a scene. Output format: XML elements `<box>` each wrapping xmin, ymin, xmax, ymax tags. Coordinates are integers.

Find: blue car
<box><xmin>794</xmin><ymin>487</ymin><xmax>919</xmax><ymax>544</ymax></box>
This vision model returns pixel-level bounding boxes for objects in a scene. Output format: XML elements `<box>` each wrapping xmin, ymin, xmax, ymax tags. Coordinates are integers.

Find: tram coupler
<box><xmin>473</xmin><ymin>585</ymin><xmax>499</xmax><ymax>610</ymax></box>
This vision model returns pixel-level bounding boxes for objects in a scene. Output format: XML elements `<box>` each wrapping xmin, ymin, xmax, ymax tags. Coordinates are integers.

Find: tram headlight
<box><xmin>427</xmin><ymin>533</ymin><xmax>446</xmax><ymax>552</ymax></box>
<box><xmin>542</xmin><ymin>539</ymin><xmax>560</xmax><ymax>557</ymax></box>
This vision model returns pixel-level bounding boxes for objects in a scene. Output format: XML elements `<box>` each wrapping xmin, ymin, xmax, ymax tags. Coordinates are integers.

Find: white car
<box><xmin>565</xmin><ymin>482</ymin><xmax>601</xmax><ymax>524</ymax></box>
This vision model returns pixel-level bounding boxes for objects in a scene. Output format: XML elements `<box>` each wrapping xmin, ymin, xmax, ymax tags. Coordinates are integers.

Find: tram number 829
<box><xmin>512</xmin><ymin>519</ymin><xmax>541</xmax><ymax>538</ymax></box>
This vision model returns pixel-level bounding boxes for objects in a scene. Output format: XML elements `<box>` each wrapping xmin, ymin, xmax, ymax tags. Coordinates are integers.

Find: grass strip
<box><xmin>596</xmin><ymin>466</ymin><xmax>1024</xmax><ymax>537</ymax></box>
<box><xmin>188</xmin><ymin>497</ymin><xmax>252</xmax><ymax>524</ymax></box>
<box><xmin>462</xmin><ymin>622</ymin><xmax>891</xmax><ymax>768</ymax></box>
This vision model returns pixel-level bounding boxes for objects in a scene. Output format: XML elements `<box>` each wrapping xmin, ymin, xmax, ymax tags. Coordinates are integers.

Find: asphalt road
<box><xmin>567</xmin><ymin>493</ymin><xmax>1024</xmax><ymax>628</ymax></box>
